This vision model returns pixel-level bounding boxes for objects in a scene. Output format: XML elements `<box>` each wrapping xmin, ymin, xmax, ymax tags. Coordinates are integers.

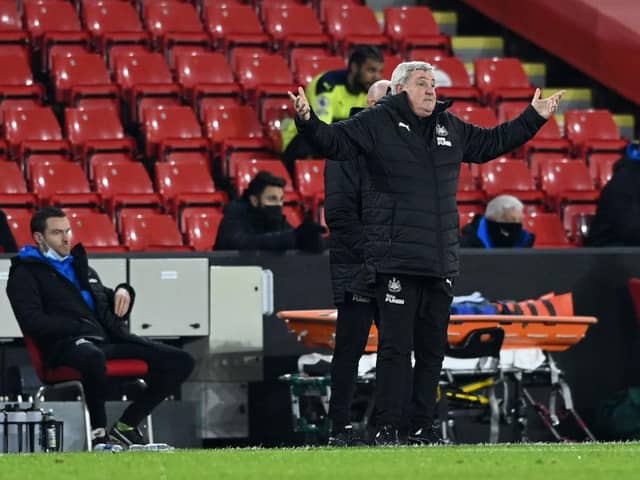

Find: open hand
<box><xmin>114</xmin><ymin>288</ymin><xmax>131</xmax><ymax>317</ymax></box>
<box><xmin>288</xmin><ymin>86</ymin><xmax>311</xmax><ymax>121</ymax></box>
<box><xmin>531</xmin><ymin>88</ymin><xmax>566</xmax><ymax>119</ymax></box>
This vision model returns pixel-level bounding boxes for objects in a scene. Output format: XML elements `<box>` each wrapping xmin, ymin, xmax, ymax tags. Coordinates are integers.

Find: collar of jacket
<box><xmin>12</xmin><ymin>243</ymin><xmax>91</xmax><ymax>287</ymax></box>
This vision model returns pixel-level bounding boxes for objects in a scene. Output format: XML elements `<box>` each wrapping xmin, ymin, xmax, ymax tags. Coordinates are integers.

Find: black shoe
<box><xmin>110</xmin><ymin>424</ymin><xmax>146</xmax><ymax>447</ymax></box>
<box><xmin>374</xmin><ymin>425</ymin><xmax>401</xmax><ymax>446</ymax></box>
<box><xmin>328</xmin><ymin>425</ymin><xmax>368</xmax><ymax>447</ymax></box>
<box><xmin>408</xmin><ymin>426</ymin><xmax>450</xmax><ymax>446</ymax></box>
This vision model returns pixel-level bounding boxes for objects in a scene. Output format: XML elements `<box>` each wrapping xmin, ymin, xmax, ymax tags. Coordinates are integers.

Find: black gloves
<box><xmin>294</xmin><ymin>220</ymin><xmax>326</xmax><ymax>253</ymax></box>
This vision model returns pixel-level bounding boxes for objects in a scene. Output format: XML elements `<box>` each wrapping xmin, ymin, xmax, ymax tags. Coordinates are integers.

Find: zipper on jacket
<box><xmin>430</xmin><ymin>124</ymin><xmax>445</xmax><ymax>276</ymax></box>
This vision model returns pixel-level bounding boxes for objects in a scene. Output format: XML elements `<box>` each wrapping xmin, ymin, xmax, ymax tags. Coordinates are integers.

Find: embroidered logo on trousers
<box><xmin>385</xmin><ymin>294</ymin><xmax>405</xmax><ymax>305</ymax></box>
<box><xmin>388</xmin><ymin>277</ymin><xmax>402</xmax><ymax>293</ymax></box>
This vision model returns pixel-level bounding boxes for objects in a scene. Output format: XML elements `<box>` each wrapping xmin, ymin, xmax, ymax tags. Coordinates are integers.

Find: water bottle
<box><xmin>129</xmin><ymin>443</ymin><xmax>175</xmax><ymax>452</ymax></box>
<box><xmin>42</xmin><ymin>410</ymin><xmax>58</xmax><ymax>452</ymax></box>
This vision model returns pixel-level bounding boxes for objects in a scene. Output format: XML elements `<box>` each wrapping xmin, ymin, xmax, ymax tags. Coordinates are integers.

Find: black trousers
<box><xmin>374</xmin><ymin>274</ymin><xmax>453</xmax><ymax>430</ymax></box>
<box><xmin>328</xmin><ymin>294</ymin><xmax>377</xmax><ymax>431</ymax></box>
<box><xmin>52</xmin><ymin>338</ymin><xmax>195</xmax><ymax>430</ymax></box>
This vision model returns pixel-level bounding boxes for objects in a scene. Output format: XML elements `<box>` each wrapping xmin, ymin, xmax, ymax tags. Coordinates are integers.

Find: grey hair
<box><xmin>390</xmin><ymin>61</ymin><xmax>434</xmax><ymax>93</ymax></box>
<box><xmin>485</xmin><ymin>195</ymin><xmax>524</xmax><ymax>222</ymax></box>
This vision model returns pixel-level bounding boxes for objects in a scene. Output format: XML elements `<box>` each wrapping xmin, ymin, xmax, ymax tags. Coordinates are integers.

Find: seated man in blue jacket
<box><xmin>460</xmin><ymin>195</ymin><xmax>535</xmax><ymax>248</ymax></box>
<box><xmin>6</xmin><ymin>207</ymin><xmax>195</xmax><ymax>450</ymax></box>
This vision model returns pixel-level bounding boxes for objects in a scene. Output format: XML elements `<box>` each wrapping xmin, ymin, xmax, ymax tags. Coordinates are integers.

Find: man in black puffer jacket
<box><xmin>6</xmin><ymin>207</ymin><xmax>195</xmax><ymax>449</ymax></box>
<box><xmin>290</xmin><ymin>61</ymin><xmax>564</xmax><ymax>445</ymax></box>
<box><xmin>325</xmin><ymin>79</ymin><xmax>390</xmax><ymax>447</ymax></box>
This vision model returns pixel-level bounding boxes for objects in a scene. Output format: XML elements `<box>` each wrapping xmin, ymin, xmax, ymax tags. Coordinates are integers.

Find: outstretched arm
<box><xmin>461</xmin><ymin>89</ymin><xmax>565</xmax><ymax>163</ymax></box>
<box><xmin>289</xmin><ymin>87</ymin><xmax>375</xmax><ymax>161</ymax></box>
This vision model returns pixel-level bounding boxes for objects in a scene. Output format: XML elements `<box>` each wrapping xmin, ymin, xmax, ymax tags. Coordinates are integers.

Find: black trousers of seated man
<box><xmin>374</xmin><ymin>274</ymin><xmax>453</xmax><ymax>431</ymax></box>
<box><xmin>50</xmin><ymin>338</ymin><xmax>195</xmax><ymax>430</ymax></box>
<box><xmin>328</xmin><ymin>293</ymin><xmax>378</xmax><ymax>432</ymax></box>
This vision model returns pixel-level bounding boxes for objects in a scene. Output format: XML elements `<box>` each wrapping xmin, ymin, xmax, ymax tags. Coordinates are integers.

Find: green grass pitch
<box><xmin>2</xmin><ymin>443</ymin><xmax>639</xmax><ymax>480</ymax></box>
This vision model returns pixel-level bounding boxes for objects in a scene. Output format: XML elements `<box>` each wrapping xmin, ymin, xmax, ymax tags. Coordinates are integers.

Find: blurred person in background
<box><xmin>326</xmin><ymin>79</ymin><xmax>391</xmax><ymax>447</ymax></box>
<box><xmin>460</xmin><ymin>194</ymin><xmax>535</xmax><ymax>248</ymax></box>
<box><xmin>215</xmin><ymin>171</ymin><xmax>325</xmax><ymax>252</ymax></box>
<box><xmin>281</xmin><ymin>45</ymin><xmax>384</xmax><ymax>173</ymax></box>
<box><xmin>586</xmin><ymin>142</ymin><xmax>640</xmax><ymax>247</ymax></box>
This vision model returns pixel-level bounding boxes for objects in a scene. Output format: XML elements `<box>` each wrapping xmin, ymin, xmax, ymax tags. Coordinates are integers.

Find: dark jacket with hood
<box><xmin>587</xmin><ymin>153</ymin><xmax>640</xmax><ymax>247</ymax></box>
<box><xmin>6</xmin><ymin>243</ymin><xmax>140</xmax><ymax>363</ymax></box>
<box><xmin>0</xmin><ymin>209</ymin><xmax>18</xmax><ymax>253</ymax></box>
<box><xmin>215</xmin><ymin>197</ymin><xmax>296</xmax><ymax>250</ymax></box>
<box><xmin>297</xmin><ymin>92</ymin><xmax>546</xmax><ymax>282</ymax></box>
<box><xmin>324</xmin><ymin>106</ymin><xmax>374</xmax><ymax>304</ymax></box>
<box><xmin>460</xmin><ymin>214</ymin><xmax>535</xmax><ymax>248</ymax></box>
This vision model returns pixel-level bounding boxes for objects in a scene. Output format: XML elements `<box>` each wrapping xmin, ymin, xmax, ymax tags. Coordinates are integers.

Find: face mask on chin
<box><xmin>486</xmin><ymin>219</ymin><xmax>523</xmax><ymax>248</ymax></box>
<box><xmin>39</xmin><ymin>237</ymin><xmax>70</xmax><ymax>262</ymax></box>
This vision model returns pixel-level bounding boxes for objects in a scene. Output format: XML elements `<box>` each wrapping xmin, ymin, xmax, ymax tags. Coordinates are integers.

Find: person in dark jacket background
<box><xmin>586</xmin><ymin>142</ymin><xmax>640</xmax><ymax>247</ymax></box>
<box><xmin>6</xmin><ymin>207</ymin><xmax>194</xmax><ymax>450</ymax></box>
<box><xmin>290</xmin><ymin>61</ymin><xmax>563</xmax><ymax>445</ymax></box>
<box><xmin>460</xmin><ymin>194</ymin><xmax>535</xmax><ymax>248</ymax></box>
<box><xmin>215</xmin><ymin>170</ymin><xmax>325</xmax><ymax>252</ymax></box>
<box><xmin>0</xmin><ymin>209</ymin><xmax>18</xmax><ymax>253</ymax></box>
<box><xmin>325</xmin><ymin>79</ymin><xmax>390</xmax><ymax>446</ymax></box>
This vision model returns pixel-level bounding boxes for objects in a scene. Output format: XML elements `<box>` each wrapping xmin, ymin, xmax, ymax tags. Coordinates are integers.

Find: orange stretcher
<box><xmin>276</xmin><ymin>309</ymin><xmax>598</xmax><ymax>352</ymax></box>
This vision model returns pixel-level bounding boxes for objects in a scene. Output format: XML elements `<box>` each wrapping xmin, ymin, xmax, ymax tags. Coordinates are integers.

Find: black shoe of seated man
<box><xmin>294</xmin><ymin>221</ymin><xmax>326</xmax><ymax>252</ymax></box>
<box><xmin>374</xmin><ymin>425</ymin><xmax>401</xmax><ymax>446</ymax></box>
<box><xmin>408</xmin><ymin>425</ymin><xmax>450</xmax><ymax>446</ymax></box>
<box><xmin>328</xmin><ymin>425</ymin><xmax>368</xmax><ymax>447</ymax></box>
<box><xmin>110</xmin><ymin>424</ymin><xmax>146</xmax><ymax>446</ymax></box>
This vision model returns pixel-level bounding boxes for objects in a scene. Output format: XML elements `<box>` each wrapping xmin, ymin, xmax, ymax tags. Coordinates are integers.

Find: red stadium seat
<box><xmin>412</xmin><ymin>56</ymin><xmax>480</xmax><ymax>104</ymax></box>
<box><xmin>184</xmin><ymin>208</ymin><xmax>224</xmax><ymax>251</ymax></box>
<box><xmin>64</xmin><ymin>107</ymin><xmax>134</xmax><ymax>163</ymax></box>
<box><xmin>474</xmin><ymin>58</ymin><xmax>536</xmax><ymax>106</ymax></box>
<box><xmin>204</xmin><ymin>5</ymin><xmax>270</xmax><ymax>50</ymax></box>
<box><xmin>0</xmin><ymin>162</ymin><xmax>37</xmax><ymax>207</ymax></box>
<box><xmin>66</xmin><ymin>210</ymin><xmax>126</xmax><ymax>252</ymax></box>
<box><xmin>234</xmin><ymin>158</ymin><xmax>294</xmax><ymax>196</ymax></box>
<box><xmin>457</xmin><ymin>164</ymin><xmax>484</xmax><ymax>204</ymax></box>
<box><xmin>24</xmin><ymin>1</ymin><xmax>88</xmax><ymax>72</ymax></box>
<box><xmin>3</xmin><ymin>107</ymin><xmax>69</xmax><ymax>162</ymax></box>
<box><xmin>0</xmin><ymin>1</ymin><xmax>22</xmax><ymax>31</ymax></box>
<box><xmin>561</xmin><ymin>203</ymin><xmax>597</xmax><ymax>245</ymax></box>
<box><xmin>263</xmin><ymin>5</ymin><xmax>330</xmax><ymax>53</ymax></box>
<box><xmin>382</xmin><ymin>53</ymin><xmax>403</xmax><ymax>84</ymax></box>
<box><xmin>203</xmin><ymin>105</ymin><xmax>267</xmax><ymax>158</ymax></box>
<box><xmin>51</xmin><ymin>53</ymin><xmax>118</xmax><ymax>107</ymax></box>
<box><xmin>564</xmin><ymin>109</ymin><xmax>627</xmax><ymax>157</ymax></box>
<box><xmin>142</xmin><ymin>106</ymin><xmax>203</xmax><ymax>157</ymax></box>
<box><xmin>93</xmin><ymin>161</ymin><xmax>161</xmax><ymax>216</ymax></box>
<box><xmin>384</xmin><ymin>7</ymin><xmax>449</xmax><ymax>55</ymax></box>
<box><xmin>120</xmin><ymin>211</ymin><xmax>189</xmax><ymax>251</ymax></box>
<box><xmin>4</xmin><ymin>208</ymin><xmax>34</xmax><ymax>248</ymax></box>
<box><xmin>83</xmin><ymin>1</ymin><xmax>144</xmax><ymax>38</ymax></box>
<box><xmin>174</xmin><ymin>52</ymin><xmax>241</xmax><ymax>115</ymax></box>
<box><xmin>113</xmin><ymin>52</ymin><xmax>180</xmax><ymax>122</ymax></box>
<box><xmin>325</xmin><ymin>5</ymin><xmax>388</xmax><ymax>53</ymax></box>
<box><xmin>450</xmin><ymin>105</ymin><xmax>498</xmax><ymax>128</ymax></box>
<box><xmin>234</xmin><ymin>52</ymin><xmax>295</xmax><ymax>109</ymax></box>
<box><xmin>588</xmin><ymin>153</ymin><xmax>619</xmax><ymax>188</ymax></box>
<box><xmin>479</xmin><ymin>158</ymin><xmax>544</xmax><ymax>203</ymax></box>
<box><xmin>226</xmin><ymin>152</ymin><xmax>282</xmax><ymax>181</ymax></box>
<box><xmin>0</xmin><ymin>54</ymin><xmax>43</xmax><ymax>114</ymax></box>
<box><xmin>295</xmin><ymin>159</ymin><xmax>325</xmax><ymax>214</ymax></box>
<box><xmin>539</xmin><ymin>159</ymin><xmax>599</xmax><ymax>209</ymax></box>
<box><xmin>292</xmin><ymin>54</ymin><xmax>345</xmax><ymax>86</ymax></box>
<box><xmin>30</xmin><ymin>161</ymin><xmax>100</xmax><ymax>207</ymax></box>
<box><xmin>87</xmin><ymin>152</ymin><xmax>134</xmax><ymax>181</ymax></box>
<box><xmin>154</xmin><ymin>161</ymin><xmax>228</xmax><ymax>221</ymax></box>
<box><xmin>529</xmin><ymin>152</ymin><xmax>568</xmax><ymax>182</ymax></box>
<box><xmin>523</xmin><ymin>212</ymin><xmax>571</xmax><ymax>248</ymax></box>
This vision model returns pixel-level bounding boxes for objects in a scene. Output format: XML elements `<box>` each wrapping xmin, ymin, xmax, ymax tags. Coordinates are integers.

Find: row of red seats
<box><xmin>2</xmin><ymin>201</ymin><xmax>583</xmax><ymax>253</ymax></box>
<box><xmin>0</xmin><ymin>1</ymin><xmax>449</xmax><ymax>60</ymax></box>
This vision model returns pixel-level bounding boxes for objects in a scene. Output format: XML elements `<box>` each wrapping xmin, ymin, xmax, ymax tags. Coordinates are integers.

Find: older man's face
<box><xmin>397</xmin><ymin>70</ymin><xmax>437</xmax><ymax>117</ymax></box>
